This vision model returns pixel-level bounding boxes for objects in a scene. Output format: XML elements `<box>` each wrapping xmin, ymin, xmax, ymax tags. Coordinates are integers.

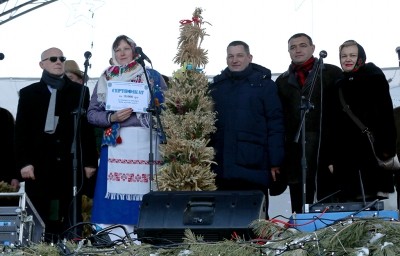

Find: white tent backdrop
<box><xmin>1</xmin><ymin>67</ymin><xmax>399</xmax><ymax>117</ymax></box>
<box><xmin>0</xmin><ymin>78</ymin><xmax>97</xmax><ymax>117</ymax></box>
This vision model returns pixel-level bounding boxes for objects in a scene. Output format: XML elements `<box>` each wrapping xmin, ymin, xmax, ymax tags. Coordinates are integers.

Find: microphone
<box><xmin>84</xmin><ymin>51</ymin><xmax>92</xmax><ymax>59</ymax></box>
<box><xmin>396</xmin><ymin>47</ymin><xmax>400</xmax><ymax>66</ymax></box>
<box><xmin>0</xmin><ymin>53</ymin><xmax>4</xmax><ymax>60</ymax></box>
<box><xmin>135</xmin><ymin>47</ymin><xmax>152</xmax><ymax>64</ymax></box>
<box><xmin>319</xmin><ymin>50</ymin><xmax>327</xmax><ymax>58</ymax></box>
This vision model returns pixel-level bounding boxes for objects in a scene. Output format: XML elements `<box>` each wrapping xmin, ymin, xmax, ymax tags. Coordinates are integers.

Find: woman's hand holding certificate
<box><xmin>110</xmin><ymin>108</ymin><xmax>133</xmax><ymax>123</ymax></box>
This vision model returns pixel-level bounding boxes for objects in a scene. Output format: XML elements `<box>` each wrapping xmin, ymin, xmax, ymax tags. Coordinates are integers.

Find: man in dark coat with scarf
<box><xmin>209</xmin><ymin>41</ymin><xmax>285</xmax><ymax>219</ymax></box>
<box><xmin>14</xmin><ymin>47</ymin><xmax>98</xmax><ymax>241</ymax></box>
<box><xmin>275</xmin><ymin>33</ymin><xmax>343</xmax><ymax>214</ymax></box>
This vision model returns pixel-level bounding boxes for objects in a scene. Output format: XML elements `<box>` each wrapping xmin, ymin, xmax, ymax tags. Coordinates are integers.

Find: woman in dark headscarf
<box><xmin>328</xmin><ymin>40</ymin><xmax>396</xmax><ymax>202</ymax></box>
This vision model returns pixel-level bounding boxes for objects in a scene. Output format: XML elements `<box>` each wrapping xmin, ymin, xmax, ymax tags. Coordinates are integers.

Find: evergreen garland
<box><xmin>3</xmin><ymin>218</ymin><xmax>400</xmax><ymax>255</ymax></box>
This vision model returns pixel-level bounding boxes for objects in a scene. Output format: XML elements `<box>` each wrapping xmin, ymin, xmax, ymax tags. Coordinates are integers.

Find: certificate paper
<box><xmin>105</xmin><ymin>81</ymin><xmax>149</xmax><ymax>113</ymax></box>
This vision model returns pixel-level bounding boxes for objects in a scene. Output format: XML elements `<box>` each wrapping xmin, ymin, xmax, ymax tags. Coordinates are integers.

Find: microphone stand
<box><xmin>294</xmin><ymin>56</ymin><xmax>324</xmax><ymax>213</ymax></box>
<box><xmin>136</xmin><ymin>57</ymin><xmax>166</xmax><ymax>192</ymax></box>
<box><xmin>70</xmin><ymin>55</ymin><xmax>90</xmax><ymax>231</ymax></box>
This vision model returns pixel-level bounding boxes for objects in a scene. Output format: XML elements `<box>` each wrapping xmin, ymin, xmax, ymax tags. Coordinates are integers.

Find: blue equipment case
<box><xmin>289</xmin><ymin>210</ymin><xmax>399</xmax><ymax>232</ymax></box>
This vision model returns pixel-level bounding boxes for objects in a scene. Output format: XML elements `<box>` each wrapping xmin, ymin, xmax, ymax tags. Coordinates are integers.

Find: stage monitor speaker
<box><xmin>136</xmin><ymin>190</ymin><xmax>266</xmax><ymax>245</ymax></box>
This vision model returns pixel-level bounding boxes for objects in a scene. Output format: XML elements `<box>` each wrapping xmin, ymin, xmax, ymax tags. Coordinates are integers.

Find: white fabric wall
<box><xmin>0</xmin><ymin>78</ymin><xmax>98</xmax><ymax>117</ymax></box>
<box><xmin>1</xmin><ymin>67</ymin><xmax>399</xmax><ymax>117</ymax></box>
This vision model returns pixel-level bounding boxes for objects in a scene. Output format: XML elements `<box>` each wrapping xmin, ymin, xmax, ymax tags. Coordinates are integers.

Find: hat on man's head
<box><xmin>64</xmin><ymin>60</ymin><xmax>89</xmax><ymax>82</ymax></box>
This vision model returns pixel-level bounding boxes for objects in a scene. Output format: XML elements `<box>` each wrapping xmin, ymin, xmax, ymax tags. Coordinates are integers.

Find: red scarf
<box><xmin>292</xmin><ymin>57</ymin><xmax>315</xmax><ymax>86</ymax></box>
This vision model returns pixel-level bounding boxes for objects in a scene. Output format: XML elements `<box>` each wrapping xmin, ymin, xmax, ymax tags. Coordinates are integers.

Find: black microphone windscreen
<box><xmin>319</xmin><ymin>50</ymin><xmax>327</xmax><ymax>58</ymax></box>
<box><xmin>136</xmin><ymin>47</ymin><xmax>144</xmax><ymax>56</ymax></box>
<box><xmin>135</xmin><ymin>47</ymin><xmax>152</xmax><ymax>64</ymax></box>
<box><xmin>84</xmin><ymin>51</ymin><xmax>92</xmax><ymax>59</ymax></box>
<box><xmin>0</xmin><ymin>53</ymin><xmax>4</xmax><ymax>60</ymax></box>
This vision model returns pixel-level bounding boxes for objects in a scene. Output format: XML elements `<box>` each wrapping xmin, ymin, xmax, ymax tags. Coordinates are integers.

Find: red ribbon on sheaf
<box><xmin>179</xmin><ymin>16</ymin><xmax>201</xmax><ymax>25</ymax></box>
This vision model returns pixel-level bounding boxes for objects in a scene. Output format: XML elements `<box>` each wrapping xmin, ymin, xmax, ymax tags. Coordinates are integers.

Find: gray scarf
<box><xmin>42</xmin><ymin>70</ymin><xmax>65</xmax><ymax>133</ymax></box>
<box><xmin>42</xmin><ymin>69</ymin><xmax>65</xmax><ymax>90</ymax></box>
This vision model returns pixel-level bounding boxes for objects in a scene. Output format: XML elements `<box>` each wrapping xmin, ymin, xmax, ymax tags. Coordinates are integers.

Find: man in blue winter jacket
<box><xmin>209</xmin><ymin>40</ymin><xmax>285</xmax><ymax>218</ymax></box>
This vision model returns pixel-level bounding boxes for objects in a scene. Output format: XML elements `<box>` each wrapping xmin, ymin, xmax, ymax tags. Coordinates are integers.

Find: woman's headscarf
<box><xmin>111</xmin><ymin>35</ymin><xmax>137</xmax><ymax>66</ymax></box>
<box><xmin>97</xmin><ymin>35</ymin><xmax>145</xmax><ymax>103</ymax></box>
<box><xmin>339</xmin><ymin>40</ymin><xmax>366</xmax><ymax>72</ymax></box>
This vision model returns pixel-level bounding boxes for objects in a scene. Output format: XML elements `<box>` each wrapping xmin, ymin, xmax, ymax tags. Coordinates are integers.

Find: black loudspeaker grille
<box><xmin>136</xmin><ymin>190</ymin><xmax>266</xmax><ymax>245</ymax></box>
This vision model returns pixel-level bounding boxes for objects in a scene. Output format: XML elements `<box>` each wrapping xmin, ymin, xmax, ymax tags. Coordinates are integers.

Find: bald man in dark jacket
<box><xmin>15</xmin><ymin>47</ymin><xmax>98</xmax><ymax>240</ymax></box>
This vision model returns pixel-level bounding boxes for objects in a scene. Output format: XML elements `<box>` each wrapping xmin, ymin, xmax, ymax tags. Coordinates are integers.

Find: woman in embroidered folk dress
<box><xmin>87</xmin><ymin>35</ymin><xmax>166</xmax><ymax>238</ymax></box>
<box><xmin>327</xmin><ymin>40</ymin><xmax>396</xmax><ymax>202</ymax></box>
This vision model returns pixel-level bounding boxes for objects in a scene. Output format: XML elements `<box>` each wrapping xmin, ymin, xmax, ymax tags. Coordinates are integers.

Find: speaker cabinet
<box><xmin>136</xmin><ymin>190</ymin><xmax>266</xmax><ymax>245</ymax></box>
